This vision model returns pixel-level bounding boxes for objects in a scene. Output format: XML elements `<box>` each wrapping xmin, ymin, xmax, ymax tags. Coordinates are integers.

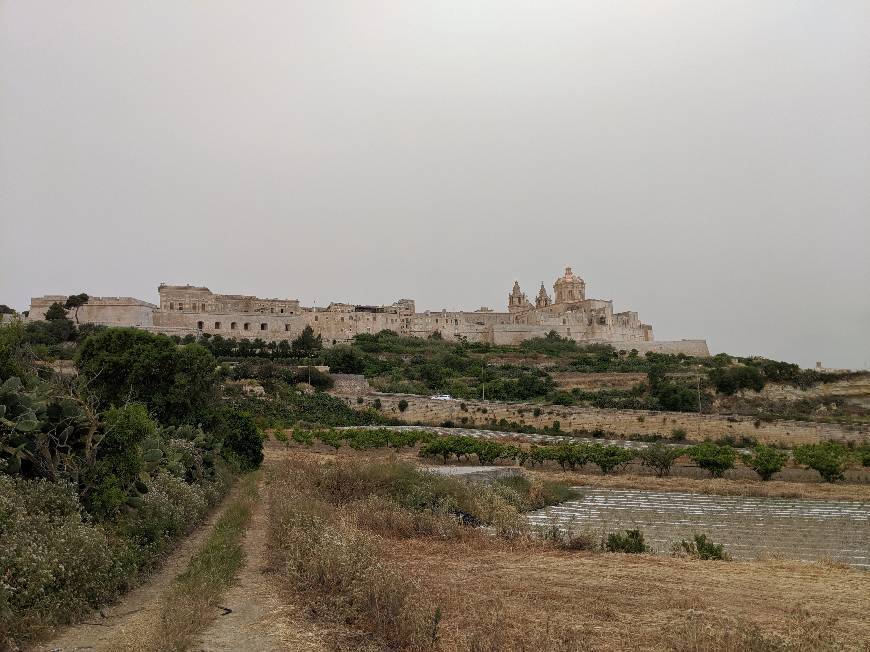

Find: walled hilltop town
<box><xmin>27</xmin><ymin>266</ymin><xmax>709</xmax><ymax>355</ymax></box>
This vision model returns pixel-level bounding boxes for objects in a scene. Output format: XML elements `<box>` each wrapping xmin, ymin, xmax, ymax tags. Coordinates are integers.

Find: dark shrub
<box><xmin>211</xmin><ymin>409</ymin><xmax>263</xmax><ymax>471</ymax></box>
<box><xmin>709</xmin><ymin>365</ymin><xmax>766</xmax><ymax>395</ymax></box>
<box><xmin>606</xmin><ymin>529</ymin><xmax>648</xmax><ymax>553</ymax></box>
<box><xmin>398</xmin><ymin>399</ymin><xmax>409</xmax><ymax>412</ymax></box>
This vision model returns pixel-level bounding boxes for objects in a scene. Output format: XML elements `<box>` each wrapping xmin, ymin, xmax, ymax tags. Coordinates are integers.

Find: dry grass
<box><xmin>264</xmin><ymin>449</ymin><xmax>870</xmax><ymax>651</ymax></box>
<box><xmin>265</xmin><ymin>453</ymin><xmax>444</xmax><ymax>650</ymax></box>
<box><xmin>147</xmin><ymin>472</ymin><xmax>259</xmax><ymax>651</ymax></box>
<box><xmin>382</xmin><ymin>538</ymin><xmax>870</xmax><ymax>651</ymax></box>
<box><xmin>526</xmin><ymin>468</ymin><xmax>870</xmax><ymax>502</ymax></box>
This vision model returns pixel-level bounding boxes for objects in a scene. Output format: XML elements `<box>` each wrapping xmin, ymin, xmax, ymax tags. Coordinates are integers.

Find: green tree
<box><xmin>323</xmin><ymin>345</ymin><xmax>365</xmax><ymax>374</ymax></box>
<box><xmin>589</xmin><ymin>444</ymin><xmax>635</xmax><ymax>474</ymax></box>
<box><xmin>63</xmin><ymin>293</ymin><xmax>90</xmax><ymax>324</ymax></box>
<box><xmin>741</xmin><ymin>445</ymin><xmax>787</xmax><ymax>481</ymax></box>
<box><xmin>793</xmin><ymin>442</ymin><xmax>848</xmax><ymax>483</ymax></box>
<box><xmin>44</xmin><ymin>302</ymin><xmax>68</xmax><ymax>321</ymax></box>
<box><xmin>291</xmin><ymin>325</ymin><xmax>322</xmax><ymax>358</ymax></box>
<box><xmin>688</xmin><ymin>442</ymin><xmax>736</xmax><ymax>478</ymax></box>
<box><xmin>638</xmin><ymin>443</ymin><xmax>685</xmax><ymax>477</ymax></box>
<box><xmin>76</xmin><ymin>328</ymin><xmax>217</xmax><ymax>424</ymax></box>
<box><xmin>0</xmin><ymin>304</ymin><xmax>15</xmax><ymax>314</ymax></box>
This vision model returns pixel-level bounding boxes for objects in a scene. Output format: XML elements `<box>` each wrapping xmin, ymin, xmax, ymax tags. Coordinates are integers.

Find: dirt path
<box><xmin>193</xmin><ymin>476</ymin><xmax>328</xmax><ymax>652</ymax></box>
<box><xmin>31</xmin><ymin>482</ymin><xmax>247</xmax><ymax>652</ymax></box>
<box><xmin>34</xmin><ymin>451</ymin><xmax>330</xmax><ymax>652</ymax></box>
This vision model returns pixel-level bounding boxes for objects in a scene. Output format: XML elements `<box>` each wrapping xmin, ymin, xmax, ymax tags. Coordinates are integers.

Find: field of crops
<box><xmin>527</xmin><ymin>487</ymin><xmax>870</xmax><ymax>567</ymax></box>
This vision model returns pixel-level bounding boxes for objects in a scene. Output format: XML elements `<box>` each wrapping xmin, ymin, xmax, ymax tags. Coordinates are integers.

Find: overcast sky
<box><xmin>2</xmin><ymin>1</ymin><xmax>868</xmax><ymax>369</ymax></box>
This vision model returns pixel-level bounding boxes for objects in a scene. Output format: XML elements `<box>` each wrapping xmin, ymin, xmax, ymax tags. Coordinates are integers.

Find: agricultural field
<box><xmin>527</xmin><ymin>487</ymin><xmax>870</xmax><ymax>567</ymax></box>
<box><xmin>6</xmin><ymin>318</ymin><xmax>870</xmax><ymax>651</ymax></box>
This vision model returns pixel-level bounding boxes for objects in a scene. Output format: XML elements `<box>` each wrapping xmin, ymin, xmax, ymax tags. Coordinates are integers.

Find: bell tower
<box><xmin>535</xmin><ymin>282</ymin><xmax>552</xmax><ymax>308</ymax></box>
<box><xmin>508</xmin><ymin>281</ymin><xmax>531</xmax><ymax>313</ymax></box>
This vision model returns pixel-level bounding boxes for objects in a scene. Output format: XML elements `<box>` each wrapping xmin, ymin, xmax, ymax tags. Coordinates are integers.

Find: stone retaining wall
<box><xmin>336</xmin><ymin>393</ymin><xmax>869</xmax><ymax>446</ymax></box>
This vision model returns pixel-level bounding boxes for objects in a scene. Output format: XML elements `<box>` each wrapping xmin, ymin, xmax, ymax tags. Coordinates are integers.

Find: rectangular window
<box><xmin>178</xmin><ymin>304</ymin><xmax>183</xmax><ymax>311</ymax></box>
<box><xmin>260</xmin><ymin>323</ymin><xmax>267</xmax><ymax>330</ymax></box>
<box><xmin>214</xmin><ymin>322</ymin><xmax>221</xmax><ymax>329</ymax></box>
<box><xmin>169</xmin><ymin>302</ymin><xmax>174</xmax><ymax>310</ymax></box>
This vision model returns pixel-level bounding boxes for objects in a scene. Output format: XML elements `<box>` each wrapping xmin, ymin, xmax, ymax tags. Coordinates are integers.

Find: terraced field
<box><xmin>527</xmin><ymin>487</ymin><xmax>870</xmax><ymax>567</ymax></box>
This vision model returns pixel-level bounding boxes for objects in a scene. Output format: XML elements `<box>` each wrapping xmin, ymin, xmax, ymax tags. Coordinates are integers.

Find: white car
<box><xmin>430</xmin><ymin>394</ymin><xmax>453</xmax><ymax>401</ymax></box>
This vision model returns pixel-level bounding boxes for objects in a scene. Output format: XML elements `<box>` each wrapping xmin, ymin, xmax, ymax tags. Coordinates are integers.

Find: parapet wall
<box><xmin>336</xmin><ymin>393</ymin><xmax>869</xmax><ymax>446</ymax></box>
<box><xmin>607</xmin><ymin>339</ymin><xmax>711</xmax><ymax>357</ymax></box>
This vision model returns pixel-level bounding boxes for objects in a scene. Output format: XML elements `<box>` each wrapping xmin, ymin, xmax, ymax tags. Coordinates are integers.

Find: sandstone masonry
<box><xmin>28</xmin><ymin>267</ymin><xmax>709</xmax><ymax>355</ymax></box>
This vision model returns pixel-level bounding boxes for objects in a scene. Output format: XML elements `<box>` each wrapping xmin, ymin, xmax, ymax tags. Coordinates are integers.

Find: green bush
<box><xmin>793</xmin><ymin>442</ymin><xmax>849</xmax><ymax>483</ymax></box>
<box><xmin>687</xmin><ymin>442</ymin><xmax>736</xmax><ymax>478</ymax></box>
<box><xmin>211</xmin><ymin>409</ymin><xmax>264</xmax><ymax>471</ymax></box>
<box><xmin>708</xmin><ymin>365</ymin><xmax>765</xmax><ymax>395</ymax></box>
<box><xmin>123</xmin><ymin>472</ymin><xmax>210</xmax><ymax>550</ymax></box>
<box><xmin>0</xmin><ymin>476</ymin><xmax>117</xmax><ymax>642</ymax></box>
<box><xmin>741</xmin><ymin>445</ymin><xmax>787</xmax><ymax>481</ymax></box>
<box><xmin>605</xmin><ymin>529</ymin><xmax>648</xmax><ymax>554</ymax></box>
<box><xmin>678</xmin><ymin>533</ymin><xmax>729</xmax><ymax>560</ymax></box>
<box><xmin>83</xmin><ymin>403</ymin><xmax>158</xmax><ymax>517</ymax></box>
<box><xmin>398</xmin><ymin>399</ymin><xmax>409</xmax><ymax>412</ymax></box>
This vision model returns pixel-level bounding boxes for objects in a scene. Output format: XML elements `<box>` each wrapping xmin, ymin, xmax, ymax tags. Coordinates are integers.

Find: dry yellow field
<box><xmin>384</xmin><ymin>537</ymin><xmax>870</xmax><ymax>651</ymax></box>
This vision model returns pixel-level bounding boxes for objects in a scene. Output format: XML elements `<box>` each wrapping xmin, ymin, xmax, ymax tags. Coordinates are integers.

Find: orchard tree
<box><xmin>741</xmin><ymin>445</ymin><xmax>787</xmax><ymax>481</ymax></box>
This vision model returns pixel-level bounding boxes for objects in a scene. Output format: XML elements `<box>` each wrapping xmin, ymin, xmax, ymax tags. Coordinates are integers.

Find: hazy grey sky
<box><xmin>2</xmin><ymin>1</ymin><xmax>869</xmax><ymax>369</ymax></box>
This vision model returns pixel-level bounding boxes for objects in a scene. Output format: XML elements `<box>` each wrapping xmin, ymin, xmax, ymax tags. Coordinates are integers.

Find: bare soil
<box><xmin>193</xmin><ymin>474</ymin><xmax>328</xmax><ymax>652</ymax></box>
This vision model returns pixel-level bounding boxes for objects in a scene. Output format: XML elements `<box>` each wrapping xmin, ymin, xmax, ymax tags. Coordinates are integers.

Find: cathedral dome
<box><xmin>553</xmin><ymin>266</ymin><xmax>585</xmax><ymax>304</ymax></box>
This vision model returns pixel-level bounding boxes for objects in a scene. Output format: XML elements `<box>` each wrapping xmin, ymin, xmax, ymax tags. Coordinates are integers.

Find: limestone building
<box><xmin>27</xmin><ymin>267</ymin><xmax>709</xmax><ymax>356</ymax></box>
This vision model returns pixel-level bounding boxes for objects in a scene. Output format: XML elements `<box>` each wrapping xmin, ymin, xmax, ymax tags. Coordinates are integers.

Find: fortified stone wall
<box><xmin>27</xmin><ymin>267</ymin><xmax>711</xmax><ymax>355</ymax></box>
<box><xmin>605</xmin><ymin>340</ymin><xmax>711</xmax><ymax>357</ymax></box>
<box><xmin>28</xmin><ymin>296</ymin><xmax>156</xmax><ymax>327</ymax></box>
<box><xmin>336</xmin><ymin>393</ymin><xmax>869</xmax><ymax>446</ymax></box>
